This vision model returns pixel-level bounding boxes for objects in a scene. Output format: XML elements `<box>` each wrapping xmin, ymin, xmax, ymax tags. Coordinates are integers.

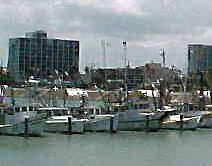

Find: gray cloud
<box><xmin>1</xmin><ymin>0</ymin><xmax>212</xmax><ymax>71</ymax></box>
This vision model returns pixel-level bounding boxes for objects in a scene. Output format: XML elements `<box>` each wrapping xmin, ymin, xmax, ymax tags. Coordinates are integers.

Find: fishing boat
<box><xmin>188</xmin><ymin>105</ymin><xmax>212</xmax><ymax>128</ymax></box>
<box><xmin>0</xmin><ymin>106</ymin><xmax>46</xmax><ymax>136</ymax></box>
<box><xmin>84</xmin><ymin>106</ymin><xmax>119</xmax><ymax>132</ymax></box>
<box><xmin>160</xmin><ymin>113</ymin><xmax>200</xmax><ymax>130</ymax></box>
<box><xmin>115</xmin><ymin>102</ymin><xmax>166</xmax><ymax>131</ymax></box>
<box><xmin>40</xmin><ymin>107</ymin><xmax>87</xmax><ymax>134</ymax></box>
<box><xmin>84</xmin><ymin>114</ymin><xmax>119</xmax><ymax>132</ymax></box>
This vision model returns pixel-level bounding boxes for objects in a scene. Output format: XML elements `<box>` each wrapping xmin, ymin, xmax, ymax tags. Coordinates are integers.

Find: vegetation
<box><xmin>0</xmin><ymin>74</ymin><xmax>15</xmax><ymax>85</ymax></box>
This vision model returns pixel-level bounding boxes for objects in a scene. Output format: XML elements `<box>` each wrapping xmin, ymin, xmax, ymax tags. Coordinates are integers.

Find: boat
<box><xmin>186</xmin><ymin>105</ymin><xmax>212</xmax><ymax>128</ymax></box>
<box><xmin>114</xmin><ymin>102</ymin><xmax>165</xmax><ymax>132</ymax></box>
<box><xmin>160</xmin><ymin>113</ymin><xmax>200</xmax><ymax>130</ymax></box>
<box><xmin>176</xmin><ymin>104</ymin><xmax>212</xmax><ymax>129</ymax></box>
<box><xmin>40</xmin><ymin>107</ymin><xmax>87</xmax><ymax>134</ymax></box>
<box><xmin>83</xmin><ymin>106</ymin><xmax>119</xmax><ymax>132</ymax></box>
<box><xmin>45</xmin><ymin>116</ymin><xmax>87</xmax><ymax>134</ymax></box>
<box><xmin>84</xmin><ymin>114</ymin><xmax>119</xmax><ymax>132</ymax></box>
<box><xmin>0</xmin><ymin>106</ymin><xmax>46</xmax><ymax>136</ymax></box>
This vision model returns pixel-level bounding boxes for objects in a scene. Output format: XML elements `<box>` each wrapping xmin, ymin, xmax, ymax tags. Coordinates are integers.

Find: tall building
<box><xmin>188</xmin><ymin>44</ymin><xmax>212</xmax><ymax>86</ymax></box>
<box><xmin>8</xmin><ymin>30</ymin><xmax>79</xmax><ymax>82</ymax></box>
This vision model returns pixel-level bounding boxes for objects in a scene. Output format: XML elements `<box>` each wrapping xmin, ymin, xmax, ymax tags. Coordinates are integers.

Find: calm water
<box><xmin>0</xmin><ymin>130</ymin><xmax>212</xmax><ymax>166</ymax></box>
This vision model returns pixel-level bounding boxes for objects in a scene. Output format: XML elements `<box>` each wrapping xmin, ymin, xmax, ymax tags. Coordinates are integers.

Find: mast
<box><xmin>11</xmin><ymin>88</ymin><xmax>15</xmax><ymax>111</ymax></box>
<box><xmin>160</xmin><ymin>49</ymin><xmax>166</xmax><ymax>68</ymax></box>
<box><xmin>101</xmin><ymin>40</ymin><xmax>110</xmax><ymax>82</ymax></box>
<box><xmin>123</xmin><ymin>41</ymin><xmax>128</xmax><ymax>102</ymax></box>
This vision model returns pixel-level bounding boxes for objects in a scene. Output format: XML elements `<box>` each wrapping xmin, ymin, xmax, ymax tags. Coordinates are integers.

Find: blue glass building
<box><xmin>7</xmin><ymin>30</ymin><xmax>79</xmax><ymax>82</ymax></box>
<box><xmin>188</xmin><ymin>44</ymin><xmax>212</xmax><ymax>85</ymax></box>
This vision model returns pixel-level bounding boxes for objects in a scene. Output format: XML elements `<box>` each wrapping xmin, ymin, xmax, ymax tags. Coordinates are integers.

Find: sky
<box><xmin>1</xmin><ymin>0</ymin><xmax>212</xmax><ymax>72</ymax></box>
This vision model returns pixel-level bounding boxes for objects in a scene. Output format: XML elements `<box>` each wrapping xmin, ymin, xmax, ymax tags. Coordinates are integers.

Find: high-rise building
<box><xmin>188</xmin><ymin>44</ymin><xmax>212</xmax><ymax>86</ymax></box>
<box><xmin>8</xmin><ymin>30</ymin><xmax>79</xmax><ymax>82</ymax></box>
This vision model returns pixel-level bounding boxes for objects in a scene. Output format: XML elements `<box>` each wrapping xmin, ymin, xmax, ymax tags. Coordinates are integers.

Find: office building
<box><xmin>8</xmin><ymin>30</ymin><xmax>79</xmax><ymax>82</ymax></box>
<box><xmin>188</xmin><ymin>44</ymin><xmax>212</xmax><ymax>85</ymax></box>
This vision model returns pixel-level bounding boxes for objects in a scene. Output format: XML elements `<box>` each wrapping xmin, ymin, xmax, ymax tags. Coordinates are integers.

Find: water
<box><xmin>0</xmin><ymin>130</ymin><xmax>212</xmax><ymax>166</ymax></box>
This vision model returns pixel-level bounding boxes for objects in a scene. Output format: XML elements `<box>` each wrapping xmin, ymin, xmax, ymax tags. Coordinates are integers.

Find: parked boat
<box><xmin>114</xmin><ymin>103</ymin><xmax>165</xmax><ymax>131</ymax></box>
<box><xmin>161</xmin><ymin>113</ymin><xmax>200</xmax><ymax>130</ymax></box>
<box><xmin>45</xmin><ymin>116</ymin><xmax>87</xmax><ymax>134</ymax></box>
<box><xmin>84</xmin><ymin>114</ymin><xmax>118</xmax><ymax>132</ymax></box>
<box><xmin>0</xmin><ymin>106</ymin><xmax>46</xmax><ymax>136</ymax></box>
<box><xmin>82</xmin><ymin>106</ymin><xmax>119</xmax><ymax>132</ymax></box>
<box><xmin>185</xmin><ymin>105</ymin><xmax>212</xmax><ymax>128</ymax></box>
<box><xmin>40</xmin><ymin>107</ymin><xmax>87</xmax><ymax>134</ymax></box>
<box><xmin>177</xmin><ymin>104</ymin><xmax>212</xmax><ymax>129</ymax></box>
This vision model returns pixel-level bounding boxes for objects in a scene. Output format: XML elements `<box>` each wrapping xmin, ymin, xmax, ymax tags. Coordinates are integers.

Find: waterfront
<box><xmin>1</xmin><ymin>130</ymin><xmax>212</xmax><ymax>166</ymax></box>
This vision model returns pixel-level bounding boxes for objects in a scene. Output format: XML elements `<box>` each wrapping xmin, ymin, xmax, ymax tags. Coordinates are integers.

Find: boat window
<box><xmin>124</xmin><ymin>106</ymin><xmax>128</xmax><ymax>110</ymax></box>
<box><xmin>114</xmin><ymin>107</ymin><xmax>118</xmax><ymax>112</ymax></box>
<box><xmin>89</xmin><ymin>109</ymin><xmax>94</xmax><ymax>114</ymax></box>
<box><xmin>22</xmin><ymin>107</ymin><xmax>27</xmax><ymax>112</ymax></box>
<box><xmin>7</xmin><ymin>110</ymin><xmax>14</xmax><ymax>115</ymax></box>
<box><xmin>29</xmin><ymin>107</ymin><xmax>34</xmax><ymax>111</ymax></box>
<box><xmin>54</xmin><ymin>110</ymin><xmax>63</xmax><ymax>116</ymax></box>
<box><xmin>143</xmin><ymin>104</ymin><xmax>149</xmax><ymax>109</ymax></box>
<box><xmin>15</xmin><ymin>107</ymin><xmax>20</xmax><ymax>112</ymax></box>
<box><xmin>64</xmin><ymin>110</ymin><xmax>68</xmax><ymax>115</ymax></box>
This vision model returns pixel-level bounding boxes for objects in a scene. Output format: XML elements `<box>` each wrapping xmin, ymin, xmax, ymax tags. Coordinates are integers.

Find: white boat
<box><xmin>176</xmin><ymin>105</ymin><xmax>212</xmax><ymax>129</ymax></box>
<box><xmin>83</xmin><ymin>106</ymin><xmax>119</xmax><ymax>132</ymax></box>
<box><xmin>0</xmin><ymin>106</ymin><xmax>46</xmax><ymax>136</ymax></box>
<box><xmin>40</xmin><ymin>107</ymin><xmax>87</xmax><ymax>134</ymax></box>
<box><xmin>45</xmin><ymin>116</ymin><xmax>87</xmax><ymax>134</ymax></box>
<box><xmin>117</xmin><ymin>109</ymin><xmax>164</xmax><ymax>131</ymax></box>
<box><xmin>198</xmin><ymin>111</ymin><xmax>212</xmax><ymax>128</ymax></box>
<box><xmin>0</xmin><ymin>118</ymin><xmax>45</xmax><ymax>136</ymax></box>
<box><xmin>115</xmin><ymin>103</ymin><xmax>166</xmax><ymax>131</ymax></box>
<box><xmin>161</xmin><ymin>114</ymin><xmax>200</xmax><ymax>130</ymax></box>
<box><xmin>197</xmin><ymin>105</ymin><xmax>212</xmax><ymax>128</ymax></box>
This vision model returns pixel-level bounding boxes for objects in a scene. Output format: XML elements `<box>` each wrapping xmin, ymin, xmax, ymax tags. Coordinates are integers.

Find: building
<box><xmin>188</xmin><ymin>44</ymin><xmax>212</xmax><ymax>86</ymax></box>
<box><xmin>89</xmin><ymin>66</ymin><xmax>145</xmax><ymax>90</ymax></box>
<box><xmin>88</xmin><ymin>62</ymin><xmax>181</xmax><ymax>90</ymax></box>
<box><xmin>8</xmin><ymin>30</ymin><xmax>79</xmax><ymax>82</ymax></box>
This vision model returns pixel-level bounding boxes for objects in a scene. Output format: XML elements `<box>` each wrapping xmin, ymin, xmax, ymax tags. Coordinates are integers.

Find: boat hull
<box><xmin>44</xmin><ymin>120</ymin><xmax>85</xmax><ymax>134</ymax></box>
<box><xmin>161</xmin><ymin>118</ymin><xmax>199</xmax><ymax>130</ymax></box>
<box><xmin>118</xmin><ymin>119</ymin><xmax>161</xmax><ymax>131</ymax></box>
<box><xmin>198</xmin><ymin>114</ymin><xmax>212</xmax><ymax>128</ymax></box>
<box><xmin>0</xmin><ymin>119</ymin><xmax>45</xmax><ymax>136</ymax></box>
<box><xmin>117</xmin><ymin>110</ymin><xmax>164</xmax><ymax>131</ymax></box>
<box><xmin>84</xmin><ymin>115</ymin><xmax>119</xmax><ymax>132</ymax></box>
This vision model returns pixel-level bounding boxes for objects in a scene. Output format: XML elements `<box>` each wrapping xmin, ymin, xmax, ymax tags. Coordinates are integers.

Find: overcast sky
<box><xmin>1</xmin><ymin>0</ymin><xmax>212</xmax><ymax>72</ymax></box>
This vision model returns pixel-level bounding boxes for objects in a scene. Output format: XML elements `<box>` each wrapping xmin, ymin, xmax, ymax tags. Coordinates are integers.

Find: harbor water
<box><xmin>1</xmin><ymin>130</ymin><xmax>212</xmax><ymax>166</ymax></box>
